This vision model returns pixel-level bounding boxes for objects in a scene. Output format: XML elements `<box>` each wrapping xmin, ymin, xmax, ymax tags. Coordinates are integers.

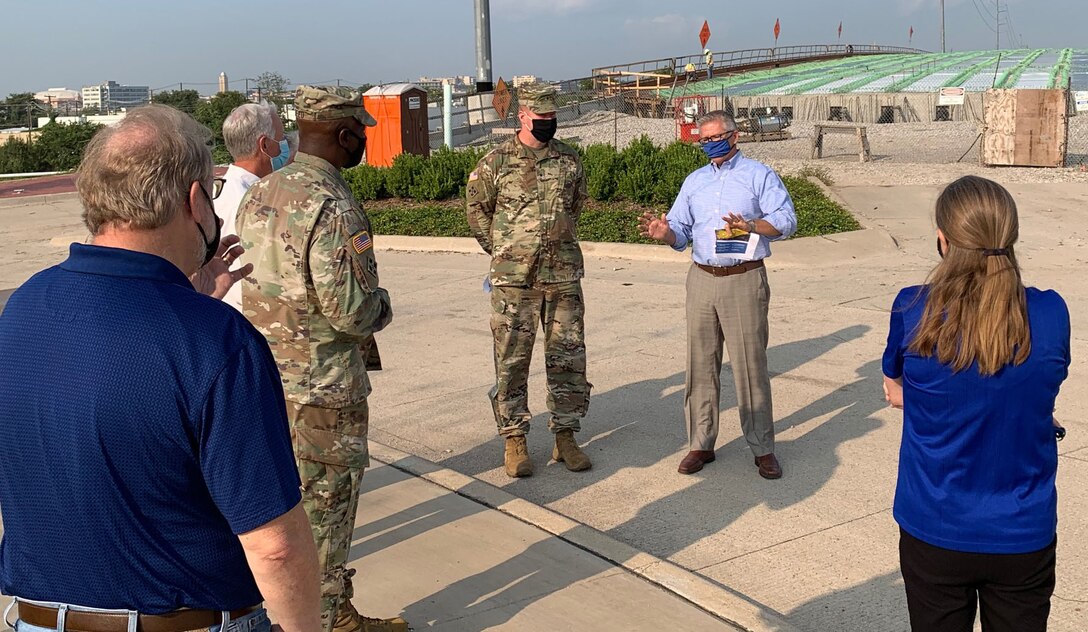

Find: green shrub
<box><xmin>0</xmin><ymin>137</ymin><xmax>46</xmax><ymax>174</ymax></box>
<box><xmin>369</xmin><ymin>206</ymin><xmax>472</xmax><ymax>237</ymax></box>
<box><xmin>583</xmin><ymin>144</ymin><xmax>620</xmax><ymax>202</ymax></box>
<box><xmin>654</xmin><ymin>141</ymin><xmax>704</xmax><ymax>205</ymax></box>
<box><xmin>344</xmin><ymin>164</ymin><xmax>387</xmax><ymax>201</ymax></box>
<box><xmin>795</xmin><ymin>164</ymin><xmax>835</xmax><ymax>186</ymax></box>
<box><xmin>781</xmin><ymin>175</ymin><xmax>860</xmax><ymax>237</ymax></box>
<box><xmin>577</xmin><ymin>209</ymin><xmax>655</xmax><ymax>244</ymax></box>
<box><xmin>616</xmin><ymin>136</ymin><xmax>662</xmax><ymax>204</ymax></box>
<box><xmin>35</xmin><ymin>122</ymin><xmax>103</xmax><ymax>171</ymax></box>
<box><xmin>385</xmin><ymin>152</ymin><xmax>426</xmax><ymax>198</ymax></box>
<box><xmin>409</xmin><ymin>146</ymin><xmax>480</xmax><ymax>200</ymax></box>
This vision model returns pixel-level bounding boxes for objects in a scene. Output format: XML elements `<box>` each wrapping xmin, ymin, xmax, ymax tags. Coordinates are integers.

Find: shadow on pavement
<box><xmin>787</xmin><ymin>570</ymin><xmax>908</xmax><ymax>632</ymax></box>
<box><xmin>374</xmin><ymin>325</ymin><xmax>885</xmax><ymax>629</ymax></box>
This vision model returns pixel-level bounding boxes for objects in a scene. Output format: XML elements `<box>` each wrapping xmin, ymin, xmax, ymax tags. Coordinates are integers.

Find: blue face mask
<box><xmin>269</xmin><ymin>138</ymin><xmax>291</xmax><ymax>171</ymax></box>
<box><xmin>701</xmin><ymin>136</ymin><xmax>732</xmax><ymax>159</ymax></box>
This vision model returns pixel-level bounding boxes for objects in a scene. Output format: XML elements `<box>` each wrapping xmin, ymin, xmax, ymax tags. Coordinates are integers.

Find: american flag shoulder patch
<box><xmin>351</xmin><ymin>230</ymin><xmax>372</xmax><ymax>254</ymax></box>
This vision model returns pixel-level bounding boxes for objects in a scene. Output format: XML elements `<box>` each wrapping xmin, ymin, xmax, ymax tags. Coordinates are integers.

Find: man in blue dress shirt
<box><xmin>640</xmin><ymin>110</ymin><xmax>797</xmax><ymax>478</ymax></box>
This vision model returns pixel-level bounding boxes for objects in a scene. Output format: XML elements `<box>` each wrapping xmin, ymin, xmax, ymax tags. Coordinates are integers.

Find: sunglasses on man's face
<box><xmin>210</xmin><ymin>177</ymin><xmax>226</xmax><ymax>200</ymax></box>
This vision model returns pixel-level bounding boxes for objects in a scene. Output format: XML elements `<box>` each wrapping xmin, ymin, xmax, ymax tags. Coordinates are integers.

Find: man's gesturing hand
<box><xmin>638</xmin><ymin>212</ymin><xmax>672</xmax><ymax>242</ymax></box>
<box><xmin>190</xmin><ymin>234</ymin><xmax>255</xmax><ymax>299</ymax></box>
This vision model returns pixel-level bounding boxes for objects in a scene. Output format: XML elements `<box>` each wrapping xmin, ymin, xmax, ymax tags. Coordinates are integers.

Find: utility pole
<box><xmin>474</xmin><ymin>0</ymin><xmax>493</xmax><ymax>92</ymax></box>
<box><xmin>995</xmin><ymin>0</ymin><xmax>1000</xmax><ymax>51</ymax></box>
<box><xmin>940</xmin><ymin>0</ymin><xmax>946</xmax><ymax>53</ymax></box>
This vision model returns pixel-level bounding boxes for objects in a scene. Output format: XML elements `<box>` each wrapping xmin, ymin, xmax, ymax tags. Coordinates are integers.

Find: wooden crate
<box><xmin>982</xmin><ymin>89</ymin><xmax>1068</xmax><ymax>167</ymax></box>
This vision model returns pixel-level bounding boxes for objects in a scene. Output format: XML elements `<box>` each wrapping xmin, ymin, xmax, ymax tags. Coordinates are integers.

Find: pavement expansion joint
<box><xmin>369</xmin><ymin>440</ymin><xmax>802</xmax><ymax>632</ymax></box>
<box><xmin>694</xmin><ymin>507</ymin><xmax>893</xmax><ymax>571</ymax></box>
<box><xmin>382</xmin><ymin>381</ymin><xmax>498</xmax><ymax>410</ymax></box>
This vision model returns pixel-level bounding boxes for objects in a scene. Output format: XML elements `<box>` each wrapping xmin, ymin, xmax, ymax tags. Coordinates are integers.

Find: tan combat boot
<box><xmin>332</xmin><ymin>604</ymin><xmax>410</xmax><ymax>632</ymax></box>
<box><xmin>553</xmin><ymin>429</ymin><xmax>592</xmax><ymax>471</ymax></box>
<box><xmin>504</xmin><ymin>435</ymin><xmax>533</xmax><ymax>478</ymax></box>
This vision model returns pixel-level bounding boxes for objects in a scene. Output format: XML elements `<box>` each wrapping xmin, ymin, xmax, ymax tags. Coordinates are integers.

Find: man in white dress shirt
<box><xmin>215</xmin><ymin>102</ymin><xmax>288</xmax><ymax>310</ymax></box>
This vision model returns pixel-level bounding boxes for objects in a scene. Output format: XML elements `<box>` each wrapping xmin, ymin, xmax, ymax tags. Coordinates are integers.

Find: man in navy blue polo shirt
<box><xmin>0</xmin><ymin>105</ymin><xmax>321</xmax><ymax>632</ymax></box>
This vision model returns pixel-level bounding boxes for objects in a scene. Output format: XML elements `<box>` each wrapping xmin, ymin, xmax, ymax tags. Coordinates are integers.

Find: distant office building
<box><xmin>512</xmin><ymin>75</ymin><xmax>539</xmax><ymax>88</ymax></box>
<box><xmin>417</xmin><ymin>76</ymin><xmax>477</xmax><ymax>93</ymax></box>
<box><xmin>416</xmin><ymin>77</ymin><xmax>445</xmax><ymax>92</ymax></box>
<box><xmin>81</xmin><ymin>81</ymin><xmax>151</xmax><ymax>111</ymax></box>
<box><xmin>218</xmin><ymin>72</ymin><xmax>228</xmax><ymax>93</ymax></box>
<box><xmin>34</xmin><ymin>88</ymin><xmax>82</xmax><ymax>108</ymax></box>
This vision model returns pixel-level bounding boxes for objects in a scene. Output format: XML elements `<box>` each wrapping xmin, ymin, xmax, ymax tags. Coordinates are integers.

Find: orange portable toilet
<box><xmin>363</xmin><ymin>84</ymin><xmax>430</xmax><ymax>167</ymax></box>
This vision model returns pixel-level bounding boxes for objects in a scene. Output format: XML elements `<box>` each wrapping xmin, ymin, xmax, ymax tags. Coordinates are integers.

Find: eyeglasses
<box><xmin>697</xmin><ymin>130</ymin><xmax>736</xmax><ymax>145</ymax></box>
<box><xmin>211</xmin><ymin>177</ymin><xmax>226</xmax><ymax>200</ymax></box>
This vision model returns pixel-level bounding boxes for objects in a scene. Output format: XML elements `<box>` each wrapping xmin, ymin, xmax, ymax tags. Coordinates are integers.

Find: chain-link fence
<box><xmin>428</xmin><ymin>80</ymin><xmax>1088</xmax><ymax>168</ymax></box>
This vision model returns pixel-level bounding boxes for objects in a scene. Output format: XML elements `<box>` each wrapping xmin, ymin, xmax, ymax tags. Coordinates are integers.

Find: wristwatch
<box><xmin>746</xmin><ymin>220</ymin><xmax>757</xmax><ymax>233</ymax></box>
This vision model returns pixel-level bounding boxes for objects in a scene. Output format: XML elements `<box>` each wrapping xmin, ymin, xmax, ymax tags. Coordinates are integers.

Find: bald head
<box><xmin>78</xmin><ymin>104</ymin><xmax>213</xmax><ymax>235</ymax></box>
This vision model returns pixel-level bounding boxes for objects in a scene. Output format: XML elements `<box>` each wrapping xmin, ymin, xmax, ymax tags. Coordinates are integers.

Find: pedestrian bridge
<box><xmin>591</xmin><ymin>44</ymin><xmax>927</xmax><ymax>91</ymax></box>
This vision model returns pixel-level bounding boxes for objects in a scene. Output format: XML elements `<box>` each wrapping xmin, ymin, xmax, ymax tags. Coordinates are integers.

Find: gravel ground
<box><xmin>543</xmin><ymin>112</ymin><xmax>1088</xmax><ymax>186</ymax></box>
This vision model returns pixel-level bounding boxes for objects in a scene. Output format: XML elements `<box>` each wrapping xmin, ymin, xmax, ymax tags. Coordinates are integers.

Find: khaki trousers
<box><xmin>684</xmin><ymin>263</ymin><xmax>775</xmax><ymax>456</ymax></box>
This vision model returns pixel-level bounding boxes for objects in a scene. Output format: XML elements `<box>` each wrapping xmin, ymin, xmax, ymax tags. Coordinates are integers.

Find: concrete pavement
<box><xmin>0</xmin><ymin>461</ymin><xmax>747</xmax><ymax>632</ymax></box>
<box><xmin>0</xmin><ymin>180</ymin><xmax>1085</xmax><ymax>631</ymax></box>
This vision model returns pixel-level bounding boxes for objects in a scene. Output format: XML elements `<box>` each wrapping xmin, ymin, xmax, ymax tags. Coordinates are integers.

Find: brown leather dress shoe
<box><xmin>754</xmin><ymin>453</ymin><xmax>782</xmax><ymax>479</ymax></box>
<box><xmin>678</xmin><ymin>450</ymin><xmax>716</xmax><ymax>474</ymax></box>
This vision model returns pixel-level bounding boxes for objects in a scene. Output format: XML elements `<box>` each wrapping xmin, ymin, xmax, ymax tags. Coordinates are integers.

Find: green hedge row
<box><xmin>368</xmin><ymin>180</ymin><xmax>860</xmax><ymax>244</ymax></box>
<box><xmin>368</xmin><ymin>206</ymin><xmax>662</xmax><ymax>244</ymax></box>
<box><xmin>344</xmin><ymin>147</ymin><xmax>486</xmax><ymax>201</ymax></box>
<box><xmin>357</xmin><ymin>137</ymin><xmax>860</xmax><ymax>242</ymax></box>
<box><xmin>0</xmin><ymin>122</ymin><xmax>102</xmax><ymax>174</ymax></box>
<box><xmin>345</xmin><ymin>137</ymin><xmax>709</xmax><ymax>207</ymax></box>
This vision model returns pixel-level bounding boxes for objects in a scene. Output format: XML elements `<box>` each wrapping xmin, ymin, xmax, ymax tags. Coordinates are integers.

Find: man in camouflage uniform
<box><xmin>235</xmin><ymin>86</ymin><xmax>406</xmax><ymax>632</ymax></box>
<box><xmin>465</xmin><ymin>82</ymin><xmax>593</xmax><ymax>478</ymax></box>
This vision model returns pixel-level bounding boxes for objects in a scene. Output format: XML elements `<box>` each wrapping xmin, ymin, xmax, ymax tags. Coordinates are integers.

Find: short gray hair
<box><xmin>222</xmin><ymin>101</ymin><xmax>278</xmax><ymax>160</ymax></box>
<box><xmin>77</xmin><ymin>104</ymin><xmax>212</xmax><ymax>234</ymax></box>
<box><xmin>696</xmin><ymin>110</ymin><xmax>737</xmax><ymax>131</ymax></box>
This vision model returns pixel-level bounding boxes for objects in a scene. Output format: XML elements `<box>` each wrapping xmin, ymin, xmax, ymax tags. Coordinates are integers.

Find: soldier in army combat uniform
<box><xmin>465</xmin><ymin>82</ymin><xmax>593</xmax><ymax>478</ymax></box>
<box><xmin>236</xmin><ymin>86</ymin><xmax>406</xmax><ymax>632</ymax></box>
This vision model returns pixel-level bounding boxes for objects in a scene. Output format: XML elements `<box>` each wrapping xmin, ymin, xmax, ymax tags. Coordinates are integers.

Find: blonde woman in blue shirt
<box><xmin>883</xmin><ymin>176</ymin><xmax>1069</xmax><ymax>632</ymax></box>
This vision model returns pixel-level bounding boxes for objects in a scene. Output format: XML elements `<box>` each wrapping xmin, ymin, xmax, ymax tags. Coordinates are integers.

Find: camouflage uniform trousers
<box><xmin>286</xmin><ymin>400</ymin><xmax>370</xmax><ymax>632</ymax></box>
<box><xmin>489</xmin><ymin>280</ymin><xmax>591</xmax><ymax>436</ymax></box>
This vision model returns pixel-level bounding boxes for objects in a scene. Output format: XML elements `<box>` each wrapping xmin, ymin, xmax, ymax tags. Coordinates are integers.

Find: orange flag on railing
<box><xmin>909</xmin><ymin>26</ymin><xmax>914</xmax><ymax>43</ymax></box>
<box><xmin>774</xmin><ymin>18</ymin><xmax>781</xmax><ymax>42</ymax></box>
<box><xmin>838</xmin><ymin>21</ymin><xmax>843</xmax><ymax>40</ymax></box>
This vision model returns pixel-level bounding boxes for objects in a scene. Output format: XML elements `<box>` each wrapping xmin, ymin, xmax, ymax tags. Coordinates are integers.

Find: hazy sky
<box><xmin>2</xmin><ymin>0</ymin><xmax>1083</xmax><ymax>97</ymax></box>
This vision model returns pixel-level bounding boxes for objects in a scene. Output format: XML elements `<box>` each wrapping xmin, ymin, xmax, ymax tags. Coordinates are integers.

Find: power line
<box><xmin>1003</xmin><ymin>5</ymin><xmax>1027</xmax><ymax>49</ymax></box>
<box><xmin>969</xmin><ymin>0</ymin><xmax>997</xmax><ymax>34</ymax></box>
<box><xmin>974</xmin><ymin>0</ymin><xmax>997</xmax><ymax>21</ymax></box>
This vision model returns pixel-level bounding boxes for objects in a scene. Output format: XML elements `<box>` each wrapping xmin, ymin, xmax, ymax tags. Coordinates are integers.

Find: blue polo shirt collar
<box><xmin>60</xmin><ymin>243</ymin><xmax>193</xmax><ymax>289</ymax></box>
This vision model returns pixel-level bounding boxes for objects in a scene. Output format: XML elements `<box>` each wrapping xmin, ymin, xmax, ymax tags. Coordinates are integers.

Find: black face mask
<box><xmin>936</xmin><ymin>237</ymin><xmax>945</xmax><ymax>259</ymax></box>
<box><xmin>343</xmin><ymin>128</ymin><xmax>367</xmax><ymax>168</ymax></box>
<box><xmin>195</xmin><ymin>186</ymin><xmax>221</xmax><ymax>267</ymax></box>
<box><xmin>530</xmin><ymin>118</ymin><xmax>558</xmax><ymax>143</ymax></box>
